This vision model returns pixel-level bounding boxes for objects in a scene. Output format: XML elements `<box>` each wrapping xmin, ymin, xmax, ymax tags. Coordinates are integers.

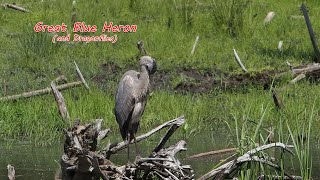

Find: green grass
<box><xmin>1</xmin><ymin>0</ymin><xmax>320</xmax><ymax>94</ymax></box>
<box><xmin>0</xmin><ymin>0</ymin><xmax>320</xmax><ymax>178</ymax></box>
<box><xmin>231</xmin><ymin>96</ymin><xmax>315</xmax><ymax>179</ymax></box>
<box><xmin>287</xmin><ymin>106</ymin><xmax>313</xmax><ymax>179</ymax></box>
<box><xmin>0</xmin><ymin>82</ymin><xmax>319</xmax><ymax>145</ymax></box>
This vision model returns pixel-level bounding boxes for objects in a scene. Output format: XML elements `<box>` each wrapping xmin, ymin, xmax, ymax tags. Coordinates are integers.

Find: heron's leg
<box><xmin>127</xmin><ymin>133</ymin><xmax>130</xmax><ymax>163</ymax></box>
<box><xmin>133</xmin><ymin>134</ymin><xmax>141</xmax><ymax>159</ymax></box>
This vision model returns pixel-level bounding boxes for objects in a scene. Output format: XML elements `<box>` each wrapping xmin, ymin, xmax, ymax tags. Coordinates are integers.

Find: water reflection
<box><xmin>0</xmin><ymin>141</ymin><xmax>61</xmax><ymax>180</ymax></box>
<box><xmin>0</xmin><ymin>129</ymin><xmax>319</xmax><ymax>179</ymax></box>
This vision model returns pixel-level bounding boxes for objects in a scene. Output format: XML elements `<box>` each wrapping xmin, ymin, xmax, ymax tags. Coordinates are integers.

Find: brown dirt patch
<box><xmin>91</xmin><ymin>62</ymin><xmax>277</xmax><ymax>93</ymax></box>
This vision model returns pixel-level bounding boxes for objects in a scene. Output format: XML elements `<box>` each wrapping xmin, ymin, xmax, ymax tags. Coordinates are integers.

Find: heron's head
<box><xmin>139</xmin><ymin>56</ymin><xmax>157</xmax><ymax>74</ymax></box>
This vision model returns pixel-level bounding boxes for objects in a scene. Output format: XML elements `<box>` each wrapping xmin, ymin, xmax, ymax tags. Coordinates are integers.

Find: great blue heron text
<box><xmin>33</xmin><ymin>22</ymin><xmax>137</xmax><ymax>33</ymax></box>
<box><xmin>33</xmin><ymin>21</ymin><xmax>137</xmax><ymax>43</ymax></box>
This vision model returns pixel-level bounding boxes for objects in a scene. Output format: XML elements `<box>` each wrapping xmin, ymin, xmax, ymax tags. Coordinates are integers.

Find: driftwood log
<box><xmin>0</xmin><ymin>62</ymin><xmax>89</xmax><ymax>101</ymax></box>
<box><xmin>273</xmin><ymin>63</ymin><xmax>320</xmax><ymax>91</ymax></box>
<box><xmin>104</xmin><ymin>116</ymin><xmax>185</xmax><ymax>158</ymax></box>
<box><xmin>3</xmin><ymin>3</ymin><xmax>30</xmax><ymax>13</ymax></box>
<box><xmin>187</xmin><ymin>148</ymin><xmax>237</xmax><ymax>159</ymax></box>
<box><xmin>59</xmin><ymin>116</ymin><xmax>194</xmax><ymax>180</ymax></box>
<box><xmin>291</xmin><ymin>63</ymin><xmax>320</xmax><ymax>77</ymax></box>
<box><xmin>0</xmin><ymin>82</ymin><xmax>84</xmax><ymax>101</ymax></box>
<box><xmin>198</xmin><ymin>143</ymin><xmax>294</xmax><ymax>180</ymax></box>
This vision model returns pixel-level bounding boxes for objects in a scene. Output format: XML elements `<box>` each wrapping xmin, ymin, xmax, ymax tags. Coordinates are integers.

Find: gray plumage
<box><xmin>115</xmin><ymin>56</ymin><xmax>157</xmax><ymax>142</ymax></box>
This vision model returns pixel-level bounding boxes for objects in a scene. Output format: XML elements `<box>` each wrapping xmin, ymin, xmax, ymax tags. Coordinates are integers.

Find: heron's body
<box><xmin>114</xmin><ymin>56</ymin><xmax>157</xmax><ymax>160</ymax></box>
<box><xmin>115</xmin><ymin>68</ymin><xmax>149</xmax><ymax>140</ymax></box>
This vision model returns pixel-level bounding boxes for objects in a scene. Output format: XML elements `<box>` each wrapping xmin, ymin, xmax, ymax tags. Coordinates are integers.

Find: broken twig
<box><xmin>137</xmin><ymin>40</ymin><xmax>148</xmax><ymax>55</ymax></box>
<box><xmin>74</xmin><ymin>61</ymin><xmax>90</xmax><ymax>91</ymax></box>
<box><xmin>290</xmin><ymin>15</ymin><xmax>304</xmax><ymax>20</ymax></box>
<box><xmin>191</xmin><ymin>35</ymin><xmax>200</xmax><ymax>55</ymax></box>
<box><xmin>51</xmin><ymin>82</ymin><xmax>70</xmax><ymax>124</ymax></box>
<box><xmin>258</xmin><ymin>175</ymin><xmax>302</xmax><ymax>180</ymax></box>
<box><xmin>272</xmin><ymin>89</ymin><xmax>284</xmax><ymax>109</ymax></box>
<box><xmin>233</xmin><ymin>49</ymin><xmax>248</xmax><ymax>73</ymax></box>
<box><xmin>4</xmin><ymin>3</ymin><xmax>30</xmax><ymax>13</ymax></box>
<box><xmin>187</xmin><ymin>148</ymin><xmax>237</xmax><ymax>159</ymax></box>
<box><xmin>290</xmin><ymin>73</ymin><xmax>306</xmax><ymax>84</ymax></box>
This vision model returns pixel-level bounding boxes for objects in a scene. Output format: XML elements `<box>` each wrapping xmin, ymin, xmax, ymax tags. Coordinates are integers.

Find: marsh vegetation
<box><xmin>1</xmin><ymin>0</ymin><xmax>320</xmax><ymax>179</ymax></box>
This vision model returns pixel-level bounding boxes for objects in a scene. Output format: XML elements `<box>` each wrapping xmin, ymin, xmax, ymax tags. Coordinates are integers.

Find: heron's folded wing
<box><xmin>115</xmin><ymin>72</ymin><xmax>137</xmax><ymax>127</ymax></box>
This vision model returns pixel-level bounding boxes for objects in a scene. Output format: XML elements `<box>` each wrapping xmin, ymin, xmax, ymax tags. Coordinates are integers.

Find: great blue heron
<box><xmin>114</xmin><ymin>56</ymin><xmax>157</xmax><ymax>161</ymax></box>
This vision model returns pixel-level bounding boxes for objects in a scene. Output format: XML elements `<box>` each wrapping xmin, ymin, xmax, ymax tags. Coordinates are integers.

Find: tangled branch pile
<box><xmin>58</xmin><ymin>116</ymin><xmax>194</xmax><ymax>180</ymax></box>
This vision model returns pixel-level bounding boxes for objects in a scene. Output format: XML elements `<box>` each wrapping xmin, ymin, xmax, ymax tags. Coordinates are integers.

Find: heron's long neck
<box><xmin>138</xmin><ymin>65</ymin><xmax>150</xmax><ymax>97</ymax></box>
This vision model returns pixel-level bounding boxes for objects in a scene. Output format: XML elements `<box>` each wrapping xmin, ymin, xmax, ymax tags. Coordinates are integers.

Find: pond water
<box><xmin>0</xmin><ymin>129</ymin><xmax>320</xmax><ymax>180</ymax></box>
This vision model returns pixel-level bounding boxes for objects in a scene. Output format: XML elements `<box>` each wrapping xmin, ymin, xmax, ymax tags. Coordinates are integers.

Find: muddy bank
<box><xmin>91</xmin><ymin>62</ymin><xmax>280</xmax><ymax>93</ymax></box>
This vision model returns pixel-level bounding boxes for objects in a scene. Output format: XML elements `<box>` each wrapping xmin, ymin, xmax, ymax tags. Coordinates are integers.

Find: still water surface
<box><xmin>0</xmin><ymin>129</ymin><xmax>319</xmax><ymax>179</ymax></box>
